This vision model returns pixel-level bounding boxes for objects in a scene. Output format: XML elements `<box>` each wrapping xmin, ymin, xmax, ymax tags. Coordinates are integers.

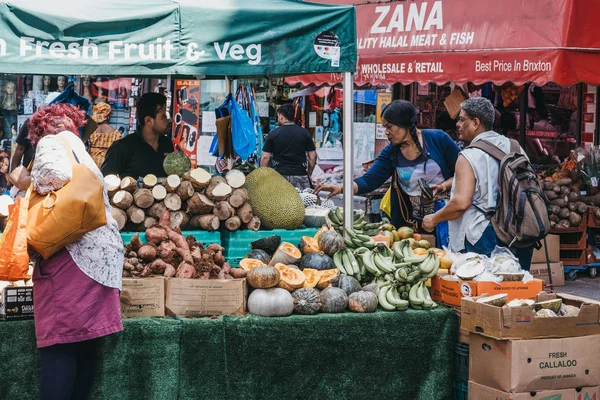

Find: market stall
<box><xmin>0</xmin><ymin>1</ymin><xmax>462</xmax><ymax>398</ymax></box>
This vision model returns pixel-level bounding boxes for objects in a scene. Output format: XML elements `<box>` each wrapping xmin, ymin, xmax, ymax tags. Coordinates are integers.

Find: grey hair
<box><xmin>460</xmin><ymin>97</ymin><xmax>495</xmax><ymax>130</ymax></box>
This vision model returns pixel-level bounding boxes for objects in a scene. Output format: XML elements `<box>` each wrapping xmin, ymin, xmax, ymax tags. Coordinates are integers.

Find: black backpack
<box><xmin>468</xmin><ymin>139</ymin><xmax>551</xmax><ymax>248</ymax></box>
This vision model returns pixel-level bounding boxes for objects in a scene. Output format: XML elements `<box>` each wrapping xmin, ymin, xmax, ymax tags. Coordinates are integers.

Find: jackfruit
<box><xmin>244</xmin><ymin>167</ymin><xmax>305</xmax><ymax>229</ymax></box>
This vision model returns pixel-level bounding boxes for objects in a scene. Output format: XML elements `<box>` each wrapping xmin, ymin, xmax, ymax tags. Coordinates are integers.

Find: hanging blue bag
<box><xmin>230</xmin><ymin>97</ymin><xmax>256</xmax><ymax>160</ymax></box>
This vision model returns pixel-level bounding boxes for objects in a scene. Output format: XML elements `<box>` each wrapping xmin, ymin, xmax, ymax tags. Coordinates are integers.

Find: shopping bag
<box><xmin>230</xmin><ymin>97</ymin><xmax>256</xmax><ymax>160</ymax></box>
<box><xmin>0</xmin><ymin>196</ymin><xmax>30</xmax><ymax>281</ymax></box>
<box><xmin>380</xmin><ymin>187</ymin><xmax>392</xmax><ymax>218</ymax></box>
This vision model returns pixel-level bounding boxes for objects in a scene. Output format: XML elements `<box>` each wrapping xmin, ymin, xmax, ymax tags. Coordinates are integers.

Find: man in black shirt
<box><xmin>260</xmin><ymin>104</ymin><xmax>317</xmax><ymax>190</ymax></box>
<box><xmin>101</xmin><ymin>93</ymin><xmax>174</xmax><ymax>178</ymax></box>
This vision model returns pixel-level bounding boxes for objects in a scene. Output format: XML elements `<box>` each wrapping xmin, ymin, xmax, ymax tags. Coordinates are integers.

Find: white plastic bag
<box><xmin>490</xmin><ymin>246</ymin><xmax>521</xmax><ymax>274</ymax></box>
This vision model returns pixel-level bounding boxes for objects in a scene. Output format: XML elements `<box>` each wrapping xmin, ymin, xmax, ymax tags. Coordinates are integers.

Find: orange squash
<box><xmin>269</xmin><ymin>242</ymin><xmax>302</xmax><ymax>266</ymax></box>
<box><xmin>314</xmin><ymin>226</ymin><xmax>330</xmax><ymax>241</ymax></box>
<box><xmin>239</xmin><ymin>258</ymin><xmax>266</xmax><ymax>271</ymax></box>
<box><xmin>274</xmin><ymin>263</ymin><xmax>306</xmax><ymax>291</ymax></box>
<box><xmin>316</xmin><ymin>268</ymin><xmax>340</xmax><ymax>290</ymax></box>
<box><xmin>299</xmin><ymin>236</ymin><xmax>320</xmax><ymax>254</ymax></box>
<box><xmin>302</xmin><ymin>268</ymin><xmax>320</xmax><ymax>288</ymax></box>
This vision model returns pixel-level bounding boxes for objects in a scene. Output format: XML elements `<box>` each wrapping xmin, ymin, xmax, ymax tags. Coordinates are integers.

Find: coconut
<box><xmin>534</xmin><ymin>299</ymin><xmax>563</xmax><ymax>314</ymax></box>
<box><xmin>476</xmin><ymin>294</ymin><xmax>509</xmax><ymax>307</ymax></box>
<box><xmin>559</xmin><ymin>304</ymin><xmax>581</xmax><ymax>317</ymax></box>
<box><xmin>536</xmin><ymin>309</ymin><xmax>558</xmax><ymax>318</ymax></box>
<box><xmin>455</xmin><ymin>260</ymin><xmax>486</xmax><ymax>280</ymax></box>
<box><xmin>495</xmin><ymin>272</ymin><xmax>525</xmax><ymax>282</ymax></box>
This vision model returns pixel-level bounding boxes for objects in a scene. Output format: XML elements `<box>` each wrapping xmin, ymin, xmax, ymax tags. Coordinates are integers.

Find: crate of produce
<box><xmin>557</xmin><ymin>229</ymin><xmax>587</xmax><ymax>250</ymax></box>
<box><xmin>121</xmin><ymin>230</ymin><xmax>221</xmax><ymax>247</ymax></box>
<box><xmin>454</xmin><ymin>343</ymin><xmax>469</xmax><ymax>383</ymax></box>
<box><xmin>550</xmin><ymin>209</ymin><xmax>587</xmax><ymax>233</ymax></box>
<box><xmin>221</xmin><ymin>228</ymin><xmax>319</xmax><ymax>266</ymax></box>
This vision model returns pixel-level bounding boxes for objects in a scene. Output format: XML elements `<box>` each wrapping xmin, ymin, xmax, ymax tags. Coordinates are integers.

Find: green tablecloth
<box><xmin>0</xmin><ymin>309</ymin><xmax>458</xmax><ymax>399</ymax></box>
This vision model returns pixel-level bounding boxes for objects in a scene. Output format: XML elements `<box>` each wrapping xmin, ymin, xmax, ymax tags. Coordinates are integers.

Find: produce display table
<box><xmin>0</xmin><ymin>309</ymin><xmax>458</xmax><ymax>399</ymax></box>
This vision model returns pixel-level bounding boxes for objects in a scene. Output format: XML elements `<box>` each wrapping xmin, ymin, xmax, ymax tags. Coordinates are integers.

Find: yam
<box><xmin>560</xmin><ymin>186</ymin><xmax>571</xmax><ymax>196</ymax></box>
<box><xmin>552</xmin><ymin>185</ymin><xmax>561</xmax><ymax>194</ymax></box>
<box><xmin>549</xmin><ymin>205</ymin><xmax>561</xmax><ymax>215</ymax></box>
<box><xmin>138</xmin><ymin>244</ymin><xmax>158</xmax><ymax>262</ymax></box>
<box><xmin>186</xmin><ymin>193</ymin><xmax>215</xmax><ymax>215</ymax></box>
<box><xmin>225</xmin><ymin>216</ymin><xmax>242</xmax><ymax>231</ymax></box>
<box><xmin>170</xmin><ymin>211</ymin><xmax>190</xmax><ymax>230</ymax></box>
<box><xmin>133</xmin><ymin>188</ymin><xmax>154</xmax><ymax>209</ymax></box>
<box><xmin>225</xmin><ymin>169</ymin><xmax>246</xmax><ymax>189</ymax></box>
<box><xmin>176</xmin><ymin>180</ymin><xmax>195</xmax><ymax>201</ymax></box>
<box><xmin>183</xmin><ymin>167</ymin><xmax>211</xmax><ymax>190</ymax></box>
<box><xmin>110</xmin><ymin>206</ymin><xmax>127</xmax><ymax>230</ymax></box>
<box><xmin>542</xmin><ymin>181</ymin><xmax>554</xmax><ymax>191</ymax></box>
<box><xmin>213</xmin><ymin>201</ymin><xmax>235</xmax><ymax>221</ymax></box>
<box><xmin>229</xmin><ymin>268</ymin><xmax>248</xmax><ymax>279</ymax></box>
<box><xmin>556</xmin><ymin>178</ymin><xmax>572</xmax><ymax>186</ymax></box>
<box><xmin>550</xmin><ymin>198</ymin><xmax>567</xmax><ymax>208</ymax></box>
<box><xmin>164</xmin><ymin>193</ymin><xmax>182</xmax><ymax>211</ymax></box>
<box><xmin>246</xmin><ymin>216</ymin><xmax>261</xmax><ymax>231</ymax></box>
<box><xmin>206</xmin><ymin>176</ymin><xmax>232</xmax><ymax>201</ymax></box>
<box><xmin>568</xmin><ymin>203</ymin><xmax>577</xmax><ymax>212</ymax></box>
<box><xmin>189</xmin><ymin>214</ymin><xmax>220</xmax><ymax>231</ymax></box>
<box><xmin>568</xmin><ymin>191</ymin><xmax>581</xmax><ymax>202</ymax></box>
<box><xmin>236</xmin><ymin>203</ymin><xmax>253</xmax><ymax>224</ymax></box>
<box><xmin>144</xmin><ymin>217</ymin><xmax>158</xmax><ymax>229</ymax></box>
<box><xmin>126</xmin><ymin>205</ymin><xmax>146</xmax><ymax>224</ymax></box>
<box><xmin>164</xmin><ymin>174</ymin><xmax>181</xmax><ymax>193</ymax></box>
<box><xmin>578</xmin><ymin>203</ymin><xmax>589</xmax><ymax>215</ymax></box>
<box><xmin>544</xmin><ymin>191</ymin><xmax>558</xmax><ymax>200</ymax></box>
<box><xmin>147</xmin><ymin>202</ymin><xmax>168</xmax><ymax>220</ymax></box>
<box><xmin>558</xmin><ymin>208</ymin><xmax>570</xmax><ymax>219</ymax></box>
<box><xmin>105</xmin><ymin>174</ymin><xmax>121</xmax><ymax>193</ymax></box>
<box><xmin>112</xmin><ymin>190</ymin><xmax>134</xmax><ymax>209</ymax></box>
<box><xmin>142</xmin><ymin>174</ymin><xmax>158</xmax><ymax>189</ymax></box>
<box><xmin>568</xmin><ymin>212</ymin><xmax>582</xmax><ymax>227</ymax></box>
<box><xmin>229</xmin><ymin>188</ymin><xmax>249</xmax><ymax>208</ymax></box>
<box><xmin>152</xmin><ymin>185</ymin><xmax>167</xmax><ymax>201</ymax></box>
<box><xmin>549</xmin><ymin>214</ymin><xmax>560</xmax><ymax>223</ymax></box>
<box><xmin>120</xmin><ymin>176</ymin><xmax>138</xmax><ymax>192</ymax></box>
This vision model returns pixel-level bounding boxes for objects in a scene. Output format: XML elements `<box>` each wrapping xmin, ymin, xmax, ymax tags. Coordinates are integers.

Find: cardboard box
<box><xmin>469</xmin><ymin>334</ymin><xmax>600</xmax><ymax>392</ymax></box>
<box><xmin>444</xmin><ymin>87</ymin><xmax>468</xmax><ymax>118</ymax></box>
<box><xmin>120</xmin><ymin>277</ymin><xmax>165</xmax><ymax>318</ymax></box>
<box><xmin>0</xmin><ymin>286</ymin><xmax>34</xmax><ymax>320</ymax></box>
<box><xmin>165</xmin><ymin>278</ymin><xmax>246</xmax><ymax>317</ymax></box>
<box><xmin>461</xmin><ymin>292</ymin><xmax>600</xmax><ymax>340</ymax></box>
<box><xmin>430</xmin><ymin>275</ymin><xmax>543</xmax><ymax>307</ymax></box>
<box><xmin>468</xmin><ymin>381</ymin><xmax>599</xmax><ymax>400</ymax></box>
<box><xmin>532</xmin><ymin>234</ymin><xmax>560</xmax><ymax>263</ymax></box>
<box><xmin>530</xmin><ymin>262</ymin><xmax>565</xmax><ymax>287</ymax></box>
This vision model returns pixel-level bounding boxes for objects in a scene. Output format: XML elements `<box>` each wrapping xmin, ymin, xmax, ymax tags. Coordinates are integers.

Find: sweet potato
<box><xmin>549</xmin><ymin>214</ymin><xmax>560</xmax><ymax>223</ymax></box>
<box><xmin>544</xmin><ymin>191</ymin><xmax>558</xmax><ymax>200</ymax></box>
<box><xmin>140</xmin><ymin>264</ymin><xmax>153</xmax><ymax>277</ymax></box>
<box><xmin>576</xmin><ymin>202</ymin><xmax>588</xmax><ymax>215</ymax></box>
<box><xmin>560</xmin><ymin>186</ymin><xmax>571</xmax><ymax>196</ymax></box>
<box><xmin>175</xmin><ymin>248</ymin><xmax>194</xmax><ymax>265</ymax></box>
<box><xmin>229</xmin><ymin>268</ymin><xmax>248</xmax><ymax>279</ymax></box>
<box><xmin>550</xmin><ymin>198</ymin><xmax>567</xmax><ymax>208</ymax></box>
<box><xmin>557</xmin><ymin>219</ymin><xmax>570</xmax><ymax>229</ymax></box>
<box><xmin>207</xmin><ymin>243</ymin><xmax>224</xmax><ymax>253</ymax></box>
<box><xmin>556</xmin><ymin>178</ymin><xmax>572</xmax><ymax>186</ymax></box>
<box><xmin>568</xmin><ymin>191</ymin><xmax>581</xmax><ymax>202</ymax></box>
<box><xmin>558</xmin><ymin>208</ymin><xmax>570</xmax><ymax>219</ymax></box>
<box><xmin>198</xmin><ymin>272</ymin><xmax>210</xmax><ymax>280</ymax></box>
<box><xmin>176</xmin><ymin>262</ymin><xmax>196</xmax><ymax>279</ymax></box>
<box><xmin>129</xmin><ymin>233</ymin><xmax>143</xmax><ymax>252</ymax></box>
<box><xmin>568</xmin><ymin>203</ymin><xmax>577</xmax><ymax>212</ymax></box>
<box><xmin>549</xmin><ymin>205</ymin><xmax>561</xmax><ymax>215</ymax></box>
<box><xmin>158</xmin><ymin>240</ymin><xmax>177</xmax><ymax>259</ymax></box>
<box><xmin>149</xmin><ymin>259</ymin><xmax>171</xmax><ymax>274</ymax></box>
<box><xmin>542</xmin><ymin>181</ymin><xmax>554</xmax><ymax>191</ymax></box>
<box><xmin>146</xmin><ymin>226</ymin><xmax>168</xmax><ymax>245</ymax></box>
<box><xmin>191</xmin><ymin>246</ymin><xmax>202</xmax><ymax>264</ymax></box>
<box><xmin>128</xmin><ymin>257</ymin><xmax>140</xmax><ymax>267</ymax></box>
<box><xmin>213</xmin><ymin>251</ymin><xmax>225</xmax><ymax>267</ymax></box>
<box><xmin>123</xmin><ymin>262</ymin><xmax>135</xmax><ymax>272</ymax></box>
<box><xmin>217</xmin><ymin>270</ymin><xmax>226</xmax><ymax>280</ymax></box>
<box><xmin>552</xmin><ymin>185</ymin><xmax>561</xmax><ymax>194</ymax></box>
<box><xmin>222</xmin><ymin>263</ymin><xmax>231</xmax><ymax>275</ymax></box>
<box><xmin>164</xmin><ymin>265</ymin><xmax>176</xmax><ymax>278</ymax></box>
<box><xmin>138</xmin><ymin>244</ymin><xmax>158</xmax><ymax>262</ymax></box>
<box><xmin>168</xmin><ymin>230</ymin><xmax>189</xmax><ymax>251</ymax></box>
<box><xmin>569</xmin><ymin>212</ymin><xmax>582</xmax><ymax>227</ymax></box>
<box><xmin>127</xmin><ymin>251</ymin><xmax>138</xmax><ymax>259</ymax></box>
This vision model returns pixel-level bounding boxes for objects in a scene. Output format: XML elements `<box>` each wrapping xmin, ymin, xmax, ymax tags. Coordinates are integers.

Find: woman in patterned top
<box><xmin>89</xmin><ymin>102</ymin><xmax>121</xmax><ymax>168</ymax></box>
<box><xmin>27</xmin><ymin>103</ymin><xmax>124</xmax><ymax>400</ymax></box>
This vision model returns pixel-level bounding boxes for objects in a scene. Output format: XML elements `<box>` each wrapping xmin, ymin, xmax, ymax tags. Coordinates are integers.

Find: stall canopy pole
<box><xmin>519</xmin><ymin>83</ymin><xmax>530</xmax><ymax>146</ymax></box>
<box><xmin>576</xmin><ymin>83</ymin><xmax>584</xmax><ymax>146</ymax></box>
<box><xmin>343</xmin><ymin>72</ymin><xmax>354</xmax><ymax>230</ymax></box>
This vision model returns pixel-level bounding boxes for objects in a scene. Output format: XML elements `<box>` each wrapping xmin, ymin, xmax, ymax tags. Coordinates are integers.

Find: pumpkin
<box><xmin>299</xmin><ymin>236</ymin><xmax>320</xmax><ymax>254</ymax></box>
<box><xmin>274</xmin><ymin>263</ymin><xmax>306</xmax><ymax>291</ymax></box>
<box><xmin>248</xmin><ymin>288</ymin><xmax>294</xmax><ymax>317</ymax></box>
<box><xmin>302</xmin><ymin>268</ymin><xmax>320</xmax><ymax>288</ymax></box>
<box><xmin>247</xmin><ymin>266</ymin><xmax>280</xmax><ymax>289</ymax></box>
<box><xmin>348</xmin><ymin>291</ymin><xmax>378</xmax><ymax>313</ymax></box>
<box><xmin>244</xmin><ymin>249</ymin><xmax>271</xmax><ymax>265</ymax></box>
<box><xmin>362</xmin><ymin>283</ymin><xmax>380</xmax><ymax>296</ymax></box>
<box><xmin>298</xmin><ymin>252</ymin><xmax>335</xmax><ymax>271</ymax></box>
<box><xmin>314</xmin><ymin>226</ymin><xmax>329</xmax><ymax>241</ymax></box>
<box><xmin>292</xmin><ymin>287</ymin><xmax>322</xmax><ymax>315</ymax></box>
<box><xmin>269</xmin><ymin>242</ymin><xmax>302</xmax><ymax>266</ymax></box>
<box><xmin>250</xmin><ymin>235</ymin><xmax>281</xmax><ymax>255</ymax></box>
<box><xmin>317</xmin><ymin>230</ymin><xmax>345</xmax><ymax>256</ymax></box>
<box><xmin>336</xmin><ymin>275</ymin><xmax>362</xmax><ymax>295</ymax></box>
<box><xmin>239</xmin><ymin>258</ymin><xmax>266</xmax><ymax>271</ymax></box>
<box><xmin>320</xmin><ymin>285</ymin><xmax>348</xmax><ymax>313</ymax></box>
<box><xmin>317</xmin><ymin>269</ymin><xmax>340</xmax><ymax>289</ymax></box>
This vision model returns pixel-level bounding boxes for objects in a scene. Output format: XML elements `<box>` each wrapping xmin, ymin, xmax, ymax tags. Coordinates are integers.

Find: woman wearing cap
<box><xmin>89</xmin><ymin>103</ymin><xmax>121</xmax><ymax>168</ymax></box>
<box><xmin>314</xmin><ymin>100</ymin><xmax>461</xmax><ymax>247</ymax></box>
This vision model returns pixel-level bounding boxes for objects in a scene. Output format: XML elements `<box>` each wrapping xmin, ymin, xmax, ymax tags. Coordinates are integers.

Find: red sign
<box><xmin>172</xmin><ymin>80</ymin><xmax>201</xmax><ymax>167</ymax></box>
<box><xmin>287</xmin><ymin>0</ymin><xmax>600</xmax><ymax>87</ymax></box>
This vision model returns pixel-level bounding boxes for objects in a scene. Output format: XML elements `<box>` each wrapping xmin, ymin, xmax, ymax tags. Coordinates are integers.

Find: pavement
<box><xmin>555</xmin><ymin>276</ymin><xmax>600</xmax><ymax>301</ymax></box>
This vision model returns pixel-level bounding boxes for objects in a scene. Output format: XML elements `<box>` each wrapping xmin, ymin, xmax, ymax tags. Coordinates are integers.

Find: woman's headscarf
<box><xmin>92</xmin><ymin>102</ymin><xmax>112</xmax><ymax>124</ymax></box>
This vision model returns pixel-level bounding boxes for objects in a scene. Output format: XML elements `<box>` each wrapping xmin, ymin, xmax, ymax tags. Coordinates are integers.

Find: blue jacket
<box><xmin>355</xmin><ymin>129</ymin><xmax>461</xmax><ymax>228</ymax></box>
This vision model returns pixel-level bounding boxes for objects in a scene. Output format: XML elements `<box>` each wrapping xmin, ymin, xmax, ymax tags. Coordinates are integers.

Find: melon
<box><xmin>163</xmin><ymin>152</ymin><xmax>191</xmax><ymax>177</ymax></box>
<box><xmin>476</xmin><ymin>294</ymin><xmax>508</xmax><ymax>307</ymax></box>
<box><xmin>559</xmin><ymin>304</ymin><xmax>580</xmax><ymax>317</ymax></box>
<box><xmin>507</xmin><ymin>299</ymin><xmax>535</xmax><ymax>308</ymax></box>
<box><xmin>495</xmin><ymin>272</ymin><xmax>525</xmax><ymax>282</ymax></box>
<box><xmin>536</xmin><ymin>308</ymin><xmax>558</xmax><ymax>318</ymax></box>
<box><xmin>534</xmin><ymin>299</ymin><xmax>563</xmax><ymax>314</ymax></box>
<box><xmin>455</xmin><ymin>260</ymin><xmax>485</xmax><ymax>280</ymax></box>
